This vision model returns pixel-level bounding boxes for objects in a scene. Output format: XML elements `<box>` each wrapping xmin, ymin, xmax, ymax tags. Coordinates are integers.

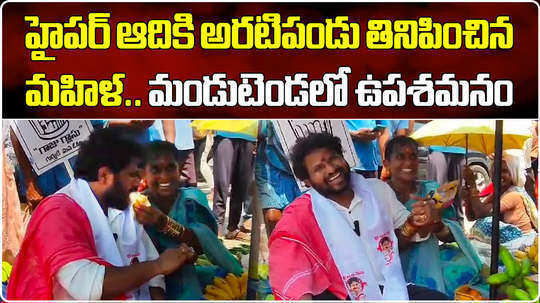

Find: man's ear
<box><xmin>382</xmin><ymin>159</ymin><xmax>390</xmax><ymax>169</ymax></box>
<box><xmin>97</xmin><ymin>166</ymin><xmax>115</xmax><ymax>186</ymax></box>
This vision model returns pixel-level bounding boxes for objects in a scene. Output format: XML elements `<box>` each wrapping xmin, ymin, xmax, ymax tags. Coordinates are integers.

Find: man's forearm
<box><xmin>102</xmin><ymin>260</ymin><xmax>162</xmax><ymax>299</ymax></box>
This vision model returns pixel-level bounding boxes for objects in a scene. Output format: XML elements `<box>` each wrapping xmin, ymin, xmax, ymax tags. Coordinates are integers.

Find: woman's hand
<box><xmin>462</xmin><ymin>166</ymin><xmax>476</xmax><ymax>189</ymax></box>
<box><xmin>134</xmin><ymin>203</ymin><xmax>167</xmax><ymax>229</ymax></box>
<box><xmin>409</xmin><ymin>197</ymin><xmax>442</xmax><ymax>232</ymax></box>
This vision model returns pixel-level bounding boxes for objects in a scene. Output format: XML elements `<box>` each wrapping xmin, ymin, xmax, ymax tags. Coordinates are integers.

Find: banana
<box><xmin>521</xmin><ymin>258</ymin><xmax>532</xmax><ymax>276</ymax></box>
<box><xmin>214</xmin><ymin>277</ymin><xmax>235</xmax><ymax>299</ymax></box>
<box><xmin>505</xmin><ymin>285</ymin><xmax>518</xmax><ymax>300</ymax></box>
<box><xmin>523</xmin><ymin>278</ymin><xmax>539</xmax><ymax>299</ymax></box>
<box><xmin>512</xmin><ymin>288</ymin><xmax>532</xmax><ymax>301</ymax></box>
<box><xmin>240</xmin><ymin>272</ymin><xmax>248</xmax><ymax>298</ymax></box>
<box><xmin>515</xmin><ymin>250</ymin><xmax>529</xmax><ymax>260</ymax></box>
<box><xmin>528</xmin><ymin>245</ymin><xmax>538</xmax><ymax>261</ymax></box>
<box><xmin>500</xmin><ymin>246</ymin><xmax>519</xmax><ymax>278</ymax></box>
<box><xmin>205</xmin><ymin>285</ymin><xmax>232</xmax><ymax>300</ymax></box>
<box><xmin>511</xmin><ymin>276</ymin><xmax>524</xmax><ymax>289</ymax></box>
<box><xmin>204</xmin><ymin>294</ymin><xmax>218</xmax><ymax>300</ymax></box>
<box><xmin>487</xmin><ymin>272</ymin><xmax>510</xmax><ymax>285</ymax></box>
<box><xmin>226</xmin><ymin>273</ymin><xmax>241</xmax><ymax>298</ymax></box>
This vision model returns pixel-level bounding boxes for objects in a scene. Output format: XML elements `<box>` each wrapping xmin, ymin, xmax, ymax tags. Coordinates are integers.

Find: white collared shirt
<box><xmin>331</xmin><ymin>179</ymin><xmax>411</xmax><ymax>284</ymax></box>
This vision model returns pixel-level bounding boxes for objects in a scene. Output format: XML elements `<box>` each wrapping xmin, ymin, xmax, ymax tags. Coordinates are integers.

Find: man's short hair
<box><xmin>290</xmin><ymin>132</ymin><xmax>343</xmax><ymax>180</ymax></box>
<box><xmin>74</xmin><ymin>127</ymin><xmax>143</xmax><ymax>181</ymax></box>
<box><xmin>142</xmin><ymin>140</ymin><xmax>190</xmax><ymax>166</ymax></box>
<box><xmin>347</xmin><ymin>277</ymin><xmax>360</xmax><ymax>285</ymax></box>
<box><xmin>384</xmin><ymin>136</ymin><xmax>419</xmax><ymax>161</ymax></box>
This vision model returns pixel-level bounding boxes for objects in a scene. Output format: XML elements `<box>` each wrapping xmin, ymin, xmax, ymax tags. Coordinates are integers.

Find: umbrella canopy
<box><xmin>191</xmin><ymin>120</ymin><xmax>258</xmax><ymax>138</ymax></box>
<box><xmin>410</xmin><ymin>120</ymin><xmax>531</xmax><ymax>155</ymax></box>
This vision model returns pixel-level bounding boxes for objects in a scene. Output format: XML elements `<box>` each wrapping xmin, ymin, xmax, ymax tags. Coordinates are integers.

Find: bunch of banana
<box><xmin>487</xmin><ymin>246</ymin><xmax>538</xmax><ymax>300</ymax></box>
<box><xmin>204</xmin><ymin>272</ymin><xmax>248</xmax><ymax>300</ymax></box>
<box><xmin>515</xmin><ymin>238</ymin><xmax>538</xmax><ymax>274</ymax></box>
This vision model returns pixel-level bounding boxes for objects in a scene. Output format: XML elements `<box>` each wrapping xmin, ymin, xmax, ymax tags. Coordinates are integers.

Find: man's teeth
<box><xmin>328</xmin><ymin>172</ymin><xmax>341</xmax><ymax>182</ymax></box>
<box><xmin>159</xmin><ymin>183</ymin><xmax>171</xmax><ymax>187</ymax></box>
<box><xmin>402</xmin><ymin>169</ymin><xmax>412</xmax><ymax>173</ymax></box>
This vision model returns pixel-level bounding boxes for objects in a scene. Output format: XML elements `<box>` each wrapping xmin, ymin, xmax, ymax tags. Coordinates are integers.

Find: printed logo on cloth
<box><xmin>344</xmin><ymin>272</ymin><xmax>367</xmax><ymax>300</ymax></box>
<box><xmin>375</xmin><ymin>232</ymin><xmax>394</xmax><ymax>265</ymax></box>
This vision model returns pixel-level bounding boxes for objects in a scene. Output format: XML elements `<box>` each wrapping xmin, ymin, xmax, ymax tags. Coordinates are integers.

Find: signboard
<box><xmin>11</xmin><ymin>120</ymin><xmax>94</xmax><ymax>175</ymax></box>
<box><xmin>274</xmin><ymin>120</ymin><xmax>359</xmax><ymax>191</ymax></box>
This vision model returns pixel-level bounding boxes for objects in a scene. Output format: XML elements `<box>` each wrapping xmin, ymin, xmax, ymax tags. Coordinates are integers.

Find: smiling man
<box><xmin>7</xmin><ymin>128</ymin><xmax>194</xmax><ymax>300</ymax></box>
<box><xmin>268</xmin><ymin>132</ymin><xmax>449</xmax><ymax>301</ymax></box>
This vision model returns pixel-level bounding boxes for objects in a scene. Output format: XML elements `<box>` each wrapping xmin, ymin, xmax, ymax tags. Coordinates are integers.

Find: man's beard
<box><xmin>316</xmin><ymin>167</ymin><xmax>352</xmax><ymax>197</ymax></box>
<box><xmin>103</xmin><ymin>180</ymin><xmax>129</xmax><ymax>210</ymax></box>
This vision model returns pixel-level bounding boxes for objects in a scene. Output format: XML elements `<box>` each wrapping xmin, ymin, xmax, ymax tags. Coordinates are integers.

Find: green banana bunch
<box><xmin>195</xmin><ymin>254</ymin><xmax>213</xmax><ymax>266</ymax></box>
<box><xmin>486</xmin><ymin>246</ymin><xmax>539</xmax><ymax>301</ymax></box>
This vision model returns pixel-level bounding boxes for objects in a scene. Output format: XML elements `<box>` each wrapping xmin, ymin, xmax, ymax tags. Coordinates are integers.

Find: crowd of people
<box><xmin>1</xmin><ymin>119</ymin><xmax>537</xmax><ymax>300</ymax></box>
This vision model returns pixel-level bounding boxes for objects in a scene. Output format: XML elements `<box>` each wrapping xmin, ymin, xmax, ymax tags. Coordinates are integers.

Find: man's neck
<box><xmin>327</xmin><ymin>188</ymin><xmax>355</xmax><ymax>209</ymax></box>
<box><xmin>88</xmin><ymin>181</ymin><xmax>108</xmax><ymax>215</ymax></box>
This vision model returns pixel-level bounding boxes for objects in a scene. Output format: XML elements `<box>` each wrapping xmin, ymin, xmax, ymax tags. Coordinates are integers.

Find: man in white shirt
<box><xmin>8</xmin><ymin>127</ymin><xmax>196</xmax><ymax>300</ymax></box>
<box><xmin>268</xmin><ymin>132</ymin><xmax>449</xmax><ymax>300</ymax></box>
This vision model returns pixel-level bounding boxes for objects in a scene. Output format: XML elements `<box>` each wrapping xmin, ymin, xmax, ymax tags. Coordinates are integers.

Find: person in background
<box><xmin>523</xmin><ymin>120</ymin><xmax>538</xmax><ymax>202</ymax></box>
<box><xmin>108</xmin><ymin>120</ymin><xmax>158</xmax><ymax>144</ymax></box>
<box><xmin>346</xmin><ymin>120</ymin><xmax>388</xmax><ymax>178</ymax></box>
<box><xmin>212</xmin><ymin>124</ymin><xmax>256</xmax><ymax>240</ymax></box>
<box><xmin>255</xmin><ymin>121</ymin><xmax>302</xmax><ymax>236</ymax></box>
<box><xmin>192</xmin><ymin>125</ymin><xmax>211</xmax><ymax>185</ymax></box>
<box><xmin>10</xmin><ymin>120</ymin><xmax>106</xmax><ymax>207</ymax></box>
<box><xmin>158</xmin><ymin>120</ymin><xmax>197</xmax><ymax>187</ymax></box>
<box><xmin>7</xmin><ymin>128</ymin><xmax>193</xmax><ymax>300</ymax></box>
<box><xmin>379</xmin><ymin>120</ymin><xmax>411</xmax><ymax>180</ymax></box>
<box><xmin>133</xmin><ymin>141</ymin><xmax>243</xmax><ymax>299</ymax></box>
<box><xmin>463</xmin><ymin>149</ymin><xmax>538</xmax><ymax>234</ymax></box>
<box><xmin>384</xmin><ymin>136</ymin><xmax>484</xmax><ymax>298</ymax></box>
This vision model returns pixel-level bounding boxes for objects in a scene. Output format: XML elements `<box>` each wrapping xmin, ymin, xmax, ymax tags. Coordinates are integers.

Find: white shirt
<box><xmin>53</xmin><ymin>222</ymin><xmax>165</xmax><ymax>300</ymax></box>
<box><xmin>331</xmin><ymin>178</ymin><xmax>431</xmax><ymax>286</ymax></box>
<box><xmin>332</xmin><ymin>179</ymin><xmax>409</xmax><ymax>285</ymax></box>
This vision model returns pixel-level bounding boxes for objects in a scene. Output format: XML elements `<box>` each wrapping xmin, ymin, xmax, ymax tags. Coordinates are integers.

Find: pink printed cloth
<box><xmin>7</xmin><ymin>194</ymin><xmax>125</xmax><ymax>300</ymax></box>
<box><xmin>268</xmin><ymin>194</ymin><xmax>347</xmax><ymax>300</ymax></box>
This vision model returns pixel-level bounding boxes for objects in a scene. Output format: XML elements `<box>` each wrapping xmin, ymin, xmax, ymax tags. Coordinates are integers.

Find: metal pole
<box><xmin>465</xmin><ymin>134</ymin><xmax>469</xmax><ymax>166</ymax></box>
<box><xmin>489</xmin><ymin>120</ymin><xmax>503</xmax><ymax>300</ymax></box>
<box><xmin>64</xmin><ymin>158</ymin><xmax>74</xmax><ymax>179</ymax></box>
<box><xmin>246</xmin><ymin>181</ymin><xmax>262</xmax><ymax>300</ymax></box>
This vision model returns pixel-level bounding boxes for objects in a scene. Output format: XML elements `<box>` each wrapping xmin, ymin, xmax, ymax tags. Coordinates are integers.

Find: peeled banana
<box><xmin>130</xmin><ymin>192</ymin><xmax>151</xmax><ymax>208</ymax></box>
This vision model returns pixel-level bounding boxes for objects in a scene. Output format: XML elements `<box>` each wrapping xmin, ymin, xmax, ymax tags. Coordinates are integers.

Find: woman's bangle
<box><xmin>159</xmin><ymin>216</ymin><xmax>186</xmax><ymax>239</ymax></box>
<box><xmin>400</xmin><ymin>220</ymin><xmax>418</xmax><ymax>239</ymax></box>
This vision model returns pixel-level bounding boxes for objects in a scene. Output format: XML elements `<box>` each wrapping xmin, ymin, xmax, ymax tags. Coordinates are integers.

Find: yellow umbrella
<box><xmin>191</xmin><ymin>120</ymin><xmax>258</xmax><ymax>138</ymax></box>
<box><xmin>410</xmin><ymin>120</ymin><xmax>531</xmax><ymax>155</ymax></box>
